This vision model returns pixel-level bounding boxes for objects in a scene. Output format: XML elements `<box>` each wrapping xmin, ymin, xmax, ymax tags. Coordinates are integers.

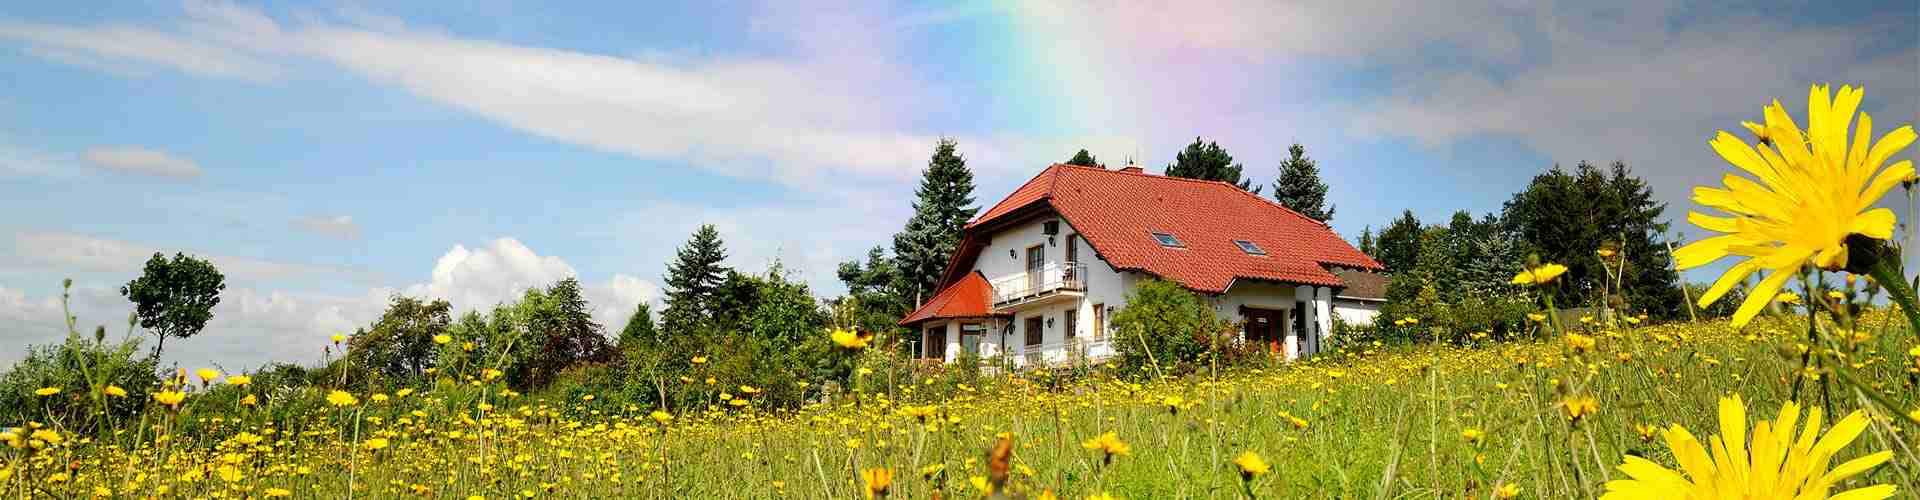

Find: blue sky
<box><xmin>1</xmin><ymin>0</ymin><xmax>1914</xmax><ymax>369</ymax></box>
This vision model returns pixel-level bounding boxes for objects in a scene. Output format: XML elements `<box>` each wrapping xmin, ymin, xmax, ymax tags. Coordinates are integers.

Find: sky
<box><xmin>0</xmin><ymin>0</ymin><xmax>1914</xmax><ymax>370</ymax></box>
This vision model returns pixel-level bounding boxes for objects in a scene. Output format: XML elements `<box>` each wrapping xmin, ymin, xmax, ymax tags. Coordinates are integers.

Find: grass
<box><xmin>3</xmin><ymin>311</ymin><xmax>1915</xmax><ymax>499</ymax></box>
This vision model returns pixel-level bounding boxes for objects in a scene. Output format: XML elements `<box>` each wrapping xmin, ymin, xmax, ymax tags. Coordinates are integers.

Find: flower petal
<box><xmin>1732</xmin><ymin>268</ymin><xmax>1795</xmax><ymax>327</ymax></box>
<box><xmin>1849</xmin><ymin>208</ymin><xmax>1897</xmax><ymax>240</ymax></box>
<box><xmin>1822</xmin><ymin>450</ymin><xmax>1891</xmax><ymax>484</ymax></box>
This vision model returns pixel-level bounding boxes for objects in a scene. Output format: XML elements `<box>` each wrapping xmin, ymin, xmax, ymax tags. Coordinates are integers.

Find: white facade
<box><xmin>1332</xmin><ymin>298</ymin><xmax>1383</xmax><ymax>325</ymax></box>
<box><xmin>917</xmin><ymin>213</ymin><xmax>1343</xmax><ymax>368</ymax></box>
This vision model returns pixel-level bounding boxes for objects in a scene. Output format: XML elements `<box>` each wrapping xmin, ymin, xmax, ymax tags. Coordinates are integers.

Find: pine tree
<box><xmin>661</xmin><ymin>224</ymin><xmax>729</xmax><ymax>332</ymax></box>
<box><xmin>1065</xmin><ymin>149</ymin><xmax>1100</xmax><ymax>166</ymax></box>
<box><xmin>1270</xmin><ymin>143</ymin><xmax>1335</xmax><ymax>222</ymax></box>
<box><xmin>892</xmin><ymin>138</ymin><xmax>978</xmax><ymax>305</ymax></box>
<box><xmin>1357</xmin><ymin>226</ymin><xmax>1376</xmax><ymax>257</ymax></box>
<box><xmin>1164</xmin><ymin>137</ymin><xmax>1259</xmax><ymax>193</ymax></box>
<box><xmin>1375</xmin><ymin>210</ymin><xmax>1423</xmax><ymax>274</ymax></box>
<box><xmin>616</xmin><ymin>302</ymin><xmax>657</xmax><ymax>349</ymax></box>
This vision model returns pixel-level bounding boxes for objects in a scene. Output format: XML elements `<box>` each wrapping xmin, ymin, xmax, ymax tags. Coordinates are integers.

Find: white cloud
<box><xmin>290</xmin><ymin>215</ymin><xmax>362</xmax><ymax>240</ymax></box>
<box><xmin>81</xmin><ymin>146</ymin><xmax>204</xmax><ymax>179</ymax></box>
<box><xmin>11</xmin><ymin>231</ymin><xmax>372</xmax><ymax>284</ymax></box>
<box><xmin>389</xmin><ymin>237</ymin><xmax>662</xmax><ymax>331</ymax></box>
<box><xmin>0</xmin><ymin>19</ymin><xmax>280</xmax><ymax>81</ymax></box>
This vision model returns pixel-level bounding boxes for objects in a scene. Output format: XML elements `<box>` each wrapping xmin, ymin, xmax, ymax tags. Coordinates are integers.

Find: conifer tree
<box><xmin>1271</xmin><ymin>143</ymin><xmax>1335</xmax><ymax>222</ymax></box>
<box><xmin>1065</xmin><ymin>149</ymin><xmax>1100</xmax><ymax>166</ymax></box>
<box><xmin>892</xmin><ymin>138</ymin><xmax>978</xmax><ymax>305</ymax></box>
<box><xmin>661</xmin><ymin>224</ymin><xmax>729</xmax><ymax>332</ymax></box>
<box><xmin>1164</xmin><ymin>137</ymin><xmax>1259</xmax><ymax>193</ymax></box>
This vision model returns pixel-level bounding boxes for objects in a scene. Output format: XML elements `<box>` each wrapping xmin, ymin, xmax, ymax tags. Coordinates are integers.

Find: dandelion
<box><xmin>692</xmin><ymin>356</ymin><xmax>708</xmax><ymax>364</ymax></box>
<box><xmin>1494</xmin><ymin>483</ymin><xmax>1521</xmax><ymax>499</ymax></box>
<box><xmin>103</xmin><ymin>385</ymin><xmax>127</xmax><ymax>397</ymax></box>
<box><xmin>1081</xmin><ymin>431</ymin><xmax>1131</xmax><ymax>464</ymax></box>
<box><xmin>831</xmin><ymin>328</ymin><xmax>871</xmax><ymax>349</ymax></box>
<box><xmin>265</xmin><ymin>488</ymin><xmax>292</xmax><ymax>497</ymax></box>
<box><xmin>1528</xmin><ymin>313</ymin><xmax>1548</xmax><ymax>323</ymax></box>
<box><xmin>1601</xmin><ymin>395</ymin><xmax>1894</xmax><ymax>499</ymax></box>
<box><xmin>363</xmin><ymin>438</ymin><xmax>389</xmax><ymax>450</ymax></box>
<box><xmin>1675</xmin><ymin>84</ymin><xmax>1916</xmax><ymax>326</ymax></box>
<box><xmin>1564</xmin><ymin>333</ymin><xmax>1597</xmax><ymax>354</ymax></box>
<box><xmin>1233</xmin><ymin>450</ymin><xmax>1270</xmax><ymax>480</ymax></box>
<box><xmin>1560</xmin><ymin>395</ymin><xmax>1599</xmax><ymax>421</ymax></box>
<box><xmin>482</xmin><ymin>369</ymin><xmax>504</xmax><ymax>381</ymax></box>
<box><xmin>326</xmin><ymin>390</ymin><xmax>359</xmax><ymax>407</ymax></box>
<box><xmin>34</xmin><ymin>387</ymin><xmax>59</xmax><ymax>396</ymax></box>
<box><xmin>1597</xmin><ymin>248</ymin><xmax>1617</xmax><ymax>258</ymax></box>
<box><xmin>331</xmin><ymin>333</ymin><xmax>345</xmax><ymax>344</ymax></box>
<box><xmin>1461</xmin><ymin>428</ymin><xmax>1485</xmax><ymax>444</ymax></box>
<box><xmin>650</xmin><ymin>410</ymin><xmax>673</xmax><ymax>425</ymax></box>
<box><xmin>241</xmin><ymin>394</ymin><xmax>257</xmax><ymax>406</ymax></box>
<box><xmin>226</xmin><ymin>375</ymin><xmax>251</xmax><ymax>386</ymax></box>
<box><xmin>1511</xmin><ymin>263</ymin><xmax>1569</xmax><ymax>286</ymax></box>
<box><xmin>859</xmin><ymin>467</ymin><xmax>892</xmax><ymax>499</ymax></box>
<box><xmin>152</xmin><ymin>390</ymin><xmax>186</xmax><ymax>408</ymax></box>
<box><xmin>433</xmin><ymin>334</ymin><xmax>452</xmax><ymax>345</ymax></box>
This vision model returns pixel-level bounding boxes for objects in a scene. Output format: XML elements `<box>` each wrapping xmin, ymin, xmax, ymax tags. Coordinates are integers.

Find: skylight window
<box><xmin>1233</xmin><ymin>239</ymin><xmax>1267</xmax><ymax>255</ymax></box>
<box><xmin>1150</xmin><ymin>232</ymin><xmax>1184</xmax><ymax>247</ymax></box>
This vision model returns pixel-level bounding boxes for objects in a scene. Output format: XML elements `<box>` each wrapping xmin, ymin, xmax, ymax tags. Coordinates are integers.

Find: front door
<box><xmin>1244</xmin><ymin>309</ymin><xmax>1280</xmax><ymax>354</ymax></box>
<box><xmin>1026</xmin><ymin>245</ymin><xmax>1045</xmax><ymax>295</ymax></box>
<box><xmin>1024</xmin><ymin>316</ymin><xmax>1044</xmax><ymax>348</ymax></box>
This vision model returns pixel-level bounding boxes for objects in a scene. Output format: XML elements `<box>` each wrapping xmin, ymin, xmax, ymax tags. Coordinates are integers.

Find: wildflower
<box><xmin>650</xmin><ymin>410</ymin><xmax>673</xmax><ymax>425</ymax></box>
<box><xmin>153</xmin><ymin>390</ymin><xmax>186</xmax><ymax>408</ymax></box>
<box><xmin>103</xmin><ymin>385</ymin><xmax>127</xmax><ymax>397</ymax></box>
<box><xmin>226</xmin><ymin>375</ymin><xmax>251</xmax><ymax>386</ymax></box>
<box><xmin>34</xmin><ymin>387</ymin><xmax>59</xmax><ymax>396</ymax></box>
<box><xmin>1601</xmin><ymin>395</ymin><xmax>1894</xmax><ymax>499</ymax></box>
<box><xmin>692</xmin><ymin>356</ymin><xmax>708</xmax><ymax>364</ymax></box>
<box><xmin>363</xmin><ymin>437</ymin><xmax>389</xmax><ymax>450</ymax></box>
<box><xmin>1633</xmin><ymin>423</ymin><xmax>1658</xmax><ymax>442</ymax></box>
<box><xmin>1405</xmin><ymin>317</ymin><xmax>1419</xmax><ymax>325</ymax></box>
<box><xmin>1597</xmin><ymin>248</ymin><xmax>1617</xmax><ymax>258</ymax></box>
<box><xmin>1494</xmin><ymin>482</ymin><xmax>1521</xmax><ymax>499</ymax></box>
<box><xmin>30</xmin><ymin>429</ymin><xmax>61</xmax><ymax>446</ymax></box>
<box><xmin>1081</xmin><ymin>431</ymin><xmax>1131</xmax><ymax>464</ymax></box>
<box><xmin>831</xmin><ymin>328</ymin><xmax>871</xmax><ymax>349</ymax></box>
<box><xmin>901</xmin><ymin>405</ymin><xmax>936</xmax><ymax>422</ymax></box>
<box><xmin>265</xmin><ymin>488</ymin><xmax>292</xmax><ymax>497</ymax></box>
<box><xmin>919</xmin><ymin>463</ymin><xmax>945</xmax><ymax>479</ymax></box>
<box><xmin>218</xmin><ymin>464</ymin><xmax>242</xmax><ymax>482</ymax></box>
<box><xmin>1774</xmin><ymin>292</ymin><xmax>1802</xmax><ymax>304</ymax></box>
<box><xmin>331</xmin><ymin>333</ymin><xmax>345</xmax><ymax>344</ymax></box>
<box><xmin>1233</xmin><ymin>450</ymin><xmax>1270</xmax><ymax>480</ymax></box>
<box><xmin>860</xmin><ymin>467</ymin><xmax>892</xmax><ymax>499</ymax></box>
<box><xmin>1511</xmin><ymin>263</ymin><xmax>1569</xmax><ymax>286</ymax></box>
<box><xmin>462</xmin><ymin>341</ymin><xmax>475</xmax><ymax>352</ymax></box>
<box><xmin>241</xmin><ymin>394</ymin><xmax>257</xmax><ymax>406</ymax></box>
<box><xmin>433</xmin><ymin>334</ymin><xmax>452</xmax><ymax>345</ymax></box>
<box><xmin>326</xmin><ymin>390</ymin><xmax>359</xmax><ymax>407</ymax></box>
<box><xmin>1676</xmin><ymin>84</ymin><xmax>1916</xmax><ymax>326</ymax></box>
<box><xmin>1560</xmin><ymin>395</ymin><xmax>1599</xmax><ymax>421</ymax></box>
<box><xmin>1564</xmin><ymin>333</ymin><xmax>1596</xmax><ymax>353</ymax></box>
<box><xmin>482</xmin><ymin>369</ymin><xmax>503</xmax><ymax>381</ymax></box>
<box><xmin>233</xmin><ymin>432</ymin><xmax>263</xmax><ymax>445</ymax></box>
<box><xmin>1527</xmin><ymin>313</ymin><xmax>1548</xmax><ymax>323</ymax></box>
<box><xmin>1461</xmin><ymin>428</ymin><xmax>1485</xmax><ymax>444</ymax></box>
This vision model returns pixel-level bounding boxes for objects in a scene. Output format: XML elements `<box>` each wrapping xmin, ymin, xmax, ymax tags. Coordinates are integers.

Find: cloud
<box><xmin>290</xmin><ymin>215</ymin><xmax>362</xmax><ymax>240</ymax></box>
<box><xmin>81</xmin><ymin>146</ymin><xmax>204</xmax><ymax>179</ymax></box>
<box><xmin>11</xmin><ymin>231</ymin><xmax>374</xmax><ymax>284</ymax></box>
<box><xmin>389</xmin><ymin>238</ymin><xmax>662</xmax><ymax>331</ymax></box>
<box><xmin>0</xmin><ymin>19</ymin><xmax>280</xmax><ymax>81</ymax></box>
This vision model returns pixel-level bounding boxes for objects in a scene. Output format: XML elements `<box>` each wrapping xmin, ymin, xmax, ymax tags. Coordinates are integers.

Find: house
<box><xmin>899</xmin><ymin>162</ymin><xmax>1387</xmax><ymax>368</ymax></box>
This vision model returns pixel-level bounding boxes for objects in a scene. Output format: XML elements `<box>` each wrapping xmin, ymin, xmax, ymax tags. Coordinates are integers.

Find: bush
<box><xmin>1108</xmin><ymin>279</ymin><xmax>1232</xmax><ymax>377</ymax></box>
<box><xmin>0</xmin><ymin>332</ymin><xmax>161</xmax><ymax>434</ymax></box>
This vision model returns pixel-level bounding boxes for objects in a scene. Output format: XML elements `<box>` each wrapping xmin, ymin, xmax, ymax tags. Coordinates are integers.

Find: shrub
<box><xmin>0</xmin><ymin>332</ymin><xmax>161</xmax><ymax>434</ymax></box>
<box><xmin>1108</xmin><ymin>279</ymin><xmax>1232</xmax><ymax>377</ymax></box>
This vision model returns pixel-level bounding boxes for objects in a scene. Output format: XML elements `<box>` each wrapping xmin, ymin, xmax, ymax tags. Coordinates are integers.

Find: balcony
<box><xmin>1017</xmin><ymin>337</ymin><xmax>1115</xmax><ymax>368</ymax></box>
<box><xmin>990</xmin><ymin>261</ymin><xmax>1088</xmax><ymax>310</ymax></box>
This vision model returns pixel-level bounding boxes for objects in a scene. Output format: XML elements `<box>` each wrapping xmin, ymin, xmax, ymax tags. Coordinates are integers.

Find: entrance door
<box><xmin>1026</xmin><ymin>245</ymin><xmax>1045</xmax><ymax>295</ymax></box>
<box><xmin>1243</xmin><ymin>309</ymin><xmax>1280</xmax><ymax>354</ymax></box>
<box><xmin>1024</xmin><ymin>316</ymin><xmax>1044</xmax><ymax>348</ymax></box>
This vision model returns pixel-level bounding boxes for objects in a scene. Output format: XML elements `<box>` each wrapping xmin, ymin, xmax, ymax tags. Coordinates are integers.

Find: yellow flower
<box><xmin>196</xmin><ymin>368</ymin><xmax>221</xmax><ymax>384</ymax></box>
<box><xmin>1597</xmin><ymin>248</ymin><xmax>1617</xmax><ymax>258</ymax></box>
<box><xmin>1601</xmin><ymin>395</ymin><xmax>1895</xmax><ymax>500</ymax></box>
<box><xmin>900</xmin><ymin>405</ymin><xmax>936</xmax><ymax>422</ymax></box>
<box><xmin>103</xmin><ymin>385</ymin><xmax>127</xmax><ymax>397</ymax></box>
<box><xmin>1676</xmin><ymin>84</ymin><xmax>1916</xmax><ymax>326</ymax></box>
<box><xmin>919</xmin><ymin>463</ymin><xmax>945</xmax><ymax>479</ymax></box>
<box><xmin>1511</xmin><ymin>263</ymin><xmax>1569</xmax><ymax>286</ymax></box>
<box><xmin>1233</xmin><ymin>450</ymin><xmax>1270</xmax><ymax>479</ymax></box>
<box><xmin>362</xmin><ymin>437</ymin><xmax>389</xmax><ymax>450</ymax></box>
<box><xmin>1564</xmin><ymin>333</ymin><xmax>1597</xmax><ymax>354</ymax></box>
<box><xmin>33</xmin><ymin>387</ymin><xmax>59</xmax><ymax>396</ymax></box>
<box><xmin>1461</xmin><ymin>428</ymin><xmax>1485</xmax><ymax>444</ymax></box>
<box><xmin>1494</xmin><ymin>482</ymin><xmax>1521</xmax><ymax>499</ymax></box>
<box><xmin>650</xmin><ymin>410</ymin><xmax>673</xmax><ymax>425</ymax></box>
<box><xmin>218</xmin><ymin>464</ymin><xmax>242</xmax><ymax>483</ymax></box>
<box><xmin>265</xmin><ymin>488</ymin><xmax>292</xmax><ymax>497</ymax></box>
<box><xmin>331</xmin><ymin>333</ymin><xmax>346</xmax><ymax>344</ymax></box>
<box><xmin>831</xmin><ymin>328</ymin><xmax>871</xmax><ymax>349</ymax></box>
<box><xmin>1527</xmin><ymin>313</ymin><xmax>1548</xmax><ymax>323</ymax></box>
<box><xmin>1560</xmin><ymin>395</ymin><xmax>1600</xmax><ymax>421</ymax></box>
<box><xmin>433</xmin><ymin>334</ymin><xmax>452</xmax><ymax>345</ymax></box>
<box><xmin>691</xmin><ymin>356</ymin><xmax>708</xmax><ymax>364</ymax></box>
<box><xmin>326</xmin><ymin>390</ymin><xmax>359</xmax><ymax>407</ymax></box>
<box><xmin>395</xmin><ymin>388</ymin><xmax>414</xmax><ymax>397</ymax></box>
<box><xmin>152</xmin><ymin>390</ymin><xmax>186</xmax><ymax>408</ymax></box>
<box><xmin>226</xmin><ymin>375</ymin><xmax>251</xmax><ymax>386</ymax></box>
<box><xmin>482</xmin><ymin>369</ymin><xmax>504</xmax><ymax>381</ymax></box>
<box><xmin>1087</xmin><ymin>494</ymin><xmax>1117</xmax><ymax>500</ymax></box>
<box><xmin>1081</xmin><ymin>431</ymin><xmax>1131</xmax><ymax>462</ymax></box>
<box><xmin>240</xmin><ymin>394</ymin><xmax>257</xmax><ymax>406</ymax></box>
<box><xmin>859</xmin><ymin>467</ymin><xmax>892</xmax><ymax>499</ymax></box>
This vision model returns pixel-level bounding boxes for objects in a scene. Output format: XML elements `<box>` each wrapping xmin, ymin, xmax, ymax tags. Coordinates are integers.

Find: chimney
<box><xmin>1118</xmin><ymin>163</ymin><xmax>1144</xmax><ymax>174</ymax></box>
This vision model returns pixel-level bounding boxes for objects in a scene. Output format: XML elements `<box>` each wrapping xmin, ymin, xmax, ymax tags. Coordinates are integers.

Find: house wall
<box><xmin>1333</xmin><ymin>299</ymin><xmax>1381</xmax><ymax>325</ymax></box>
<box><xmin>965</xmin><ymin>214</ymin><xmax>1132</xmax><ymax>368</ymax></box>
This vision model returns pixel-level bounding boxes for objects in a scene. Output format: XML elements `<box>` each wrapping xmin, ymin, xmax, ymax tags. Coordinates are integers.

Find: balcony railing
<box><xmin>990</xmin><ymin>261</ymin><xmax>1088</xmax><ymax>307</ymax></box>
<box><xmin>1017</xmin><ymin>337</ymin><xmax>1115</xmax><ymax>368</ymax></box>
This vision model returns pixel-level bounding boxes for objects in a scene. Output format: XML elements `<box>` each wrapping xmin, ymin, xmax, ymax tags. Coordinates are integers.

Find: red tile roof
<box><xmin>898</xmin><ymin>271</ymin><xmax>1005</xmax><ymax>326</ymax></box>
<box><xmin>953</xmin><ymin>164</ymin><xmax>1383</xmax><ymax>294</ymax></box>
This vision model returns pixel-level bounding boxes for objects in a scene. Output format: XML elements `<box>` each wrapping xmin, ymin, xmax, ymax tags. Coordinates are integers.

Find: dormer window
<box><xmin>1150</xmin><ymin>232</ymin><xmax>1184</xmax><ymax>247</ymax></box>
<box><xmin>1233</xmin><ymin>240</ymin><xmax>1267</xmax><ymax>255</ymax></box>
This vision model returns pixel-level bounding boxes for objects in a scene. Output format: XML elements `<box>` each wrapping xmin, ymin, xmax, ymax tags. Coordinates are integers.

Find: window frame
<box><xmin>1150</xmin><ymin>231</ymin><xmax>1185</xmax><ymax>248</ymax></box>
<box><xmin>1233</xmin><ymin>239</ymin><xmax>1267</xmax><ymax>255</ymax></box>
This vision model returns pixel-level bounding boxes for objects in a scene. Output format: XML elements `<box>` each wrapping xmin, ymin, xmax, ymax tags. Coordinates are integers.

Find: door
<box><xmin>1024</xmin><ymin>316</ymin><xmax>1044</xmax><ymax>348</ymax></box>
<box><xmin>925</xmin><ymin>326</ymin><xmax>946</xmax><ymax>360</ymax></box>
<box><xmin>1026</xmin><ymin>245</ymin><xmax>1045</xmax><ymax>295</ymax></box>
<box><xmin>1064</xmin><ymin>236</ymin><xmax>1078</xmax><ymax>283</ymax></box>
<box><xmin>1244</xmin><ymin>308</ymin><xmax>1280</xmax><ymax>354</ymax></box>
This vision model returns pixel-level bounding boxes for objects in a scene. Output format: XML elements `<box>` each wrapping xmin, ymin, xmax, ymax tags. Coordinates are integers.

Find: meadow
<box><xmin>3</xmin><ymin>307</ymin><xmax>1912</xmax><ymax>499</ymax></box>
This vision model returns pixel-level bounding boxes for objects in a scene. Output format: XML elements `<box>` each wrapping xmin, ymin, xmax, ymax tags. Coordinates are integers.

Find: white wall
<box><xmin>1333</xmin><ymin>299</ymin><xmax>1381</xmax><ymax>325</ymax></box>
<box><xmin>965</xmin><ymin>215</ymin><xmax>1131</xmax><ymax>367</ymax></box>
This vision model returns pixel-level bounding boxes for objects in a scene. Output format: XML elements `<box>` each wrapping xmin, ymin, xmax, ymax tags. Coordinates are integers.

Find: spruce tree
<box><xmin>661</xmin><ymin>224</ymin><xmax>729</xmax><ymax>332</ymax></box>
<box><xmin>892</xmin><ymin>138</ymin><xmax>978</xmax><ymax>305</ymax></box>
<box><xmin>1065</xmin><ymin>149</ymin><xmax>1100</xmax><ymax>166</ymax></box>
<box><xmin>1357</xmin><ymin>226</ymin><xmax>1376</xmax><ymax>257</ymax></box>
<box><xmin>1270</xmin><ymin>143</ymin><xmax>1335</xmax><ymax>222</ymax></box>
<box><xmin>1375</xmin><ymin>210</ymin><xmax>1423</xmax><ymax>274</ymax></box>
<box><xmin>616</xmin><ymin>302</ymin><xmax>657</xmax><ymax>349</ymax></box>
<box><xmin>1164</xmin><ymin>137</ymin><xmax>1259</xmax><ymax>193</ymax></box>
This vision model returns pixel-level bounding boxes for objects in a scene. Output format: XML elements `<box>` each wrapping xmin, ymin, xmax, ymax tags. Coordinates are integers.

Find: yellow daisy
<box><xmin>1601</xmin><ymin>395</ymin><xmax>1894</xmax><ymax>500</ymax></box>
<box><xmin>1676</xmin><ymin>84</ymin><xmax>1915</xmax><ymax>326</ymax></box>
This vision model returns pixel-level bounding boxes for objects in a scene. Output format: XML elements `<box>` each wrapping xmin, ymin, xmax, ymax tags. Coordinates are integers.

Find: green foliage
<box><xmin>345</xmin><ymin>295</ymin><xmax>451</xmax><ymax>385</ymax></box>
<box><xmin>1164</xmin><ymin>137</ymin><xmax>1259</xmax><ymax>193</ymax></box>
<box><xmin>1356</xmin><ymin>226</ymin><xmax>1376</xmax><ymax>258</ymax></box>
<box><xmin>835</xmin><ymin>246</ymin><xmax>911</xmax><ymax>335</ymax></box>
<box><xmin>1108</xmin><ymin>279</ymin><xmax>1231</xmax><ymax>376</ymax></box>
<box><xmin>0</xmin><ymin>334</ymin><xmax>160</xmax><ymax>434</ymax></box>
<box><xmin>1270</xmin><ymin>143</ymin><xmax>1334</xmax><ymax>222</ymax></box>
<box><xmin>1065</xmin><ymin>149</ymin><xmax>1100</xmax><ymax>166</ymax></box>
<box><xmin>893</xmin><ymin>137</ymin><xmax>978</xmax><ymax>306</ymax></box>
<box><xmin>119</xmin><ymin>252</ymin><xmax>226</xmax><ymax>356</ymax></box>
<box><xmin>662</xmin><ymin>224</ymin><xmax>731</xmax><ymax>334</ymax></box>
<box><xmin>616</xmin><ymin>302</ymin><xmax>657</xmax><ymax>350</ymax></box>
<box><xmin>1502</xmin><ymin>161</ymin><xmax>1684</xmax><ymax>317</ymax></box>
<box><xmin>1374</xmin><ymin>210</ymin><xmax>1422</xmax><ymax>274</ymax></box>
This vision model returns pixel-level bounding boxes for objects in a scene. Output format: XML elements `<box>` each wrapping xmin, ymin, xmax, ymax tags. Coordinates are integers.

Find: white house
<box><xmin>899</xmin><ymin>163</ymin><xmax>1388</xmax><ymax>368</ymax></box>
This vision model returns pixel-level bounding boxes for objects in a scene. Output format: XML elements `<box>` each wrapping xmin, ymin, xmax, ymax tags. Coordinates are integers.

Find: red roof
<box><xmin>898</xmin><ymin>271</ymin><xmax>1004</xmax><ymax>326</ymax></box>
<box><xmin>948</xmin><ymin>164</ymin><xmax>1383</xmax><ymax>294</ymax></box>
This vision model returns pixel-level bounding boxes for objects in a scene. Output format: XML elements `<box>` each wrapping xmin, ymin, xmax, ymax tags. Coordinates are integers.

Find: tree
<box><xmin>1270</xmin><ymin>143</ymin><xmax>1335</xmax><ymax>222</ymax></box>
<box><xmin>1356</xmin><ymin>226</ymin><xmax>1377</xmax><ymax>257</ymax></box>
<box><xmin>120</xmin><ymin>252</ymin><xmax>226</xmax><ymax>357</ymax></box>
<box><xmin>836</xmin><ymin>247</ymin><xmax>910</xmax><ymax>334</ymax></box>
<box><xmin>893</xmin><ymin>138</ymin><xmax>978</xmax><ymax>305</ymax></box>
<box><xmin>1065</xmin><ymin>149</ymin><xmax>1100</xmax><ymax>167</ymax></box>
<box><xmin>347</xmin><ymin>295</ymin><xmax>452</xmax><ymax>381</ymax></box>
<box><xmin>661</xmin><ymin>224</ymin><xmax>730</xmax><ymax>333</ymax></box>
<box><xmin>616</xmin><ymin>303</ymin><xmax>657</xmax><ymax>350</ymax></box>
<box><xmin>1375</xmin><ymin>210</ymin><xmax>1424</xmax><ymax>274</ymax></box>
<box><xmin>518</xmin><ymin>278</ymin><xmax>613</xmax><ymax>388</ymax></box>
<box><xmin>1164</xmin><ymin>137</ymin><xmax>1259</xmax><ymax>193</ymax></box>
<box><xmin>1109</xmin><ymin>279</ymin><xmax>1230</xmax><ymax>376</ymax></box>
<box><xmin>1502</xmin><ymin>161</ymin><xmax>1683</xmax><ymax>317</ymax></box>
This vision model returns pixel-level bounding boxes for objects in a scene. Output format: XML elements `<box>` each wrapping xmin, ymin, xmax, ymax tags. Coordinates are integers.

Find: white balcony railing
<box><xmin>1017</xmin><ymin>337</ymin><xmax>1115</xmax><ymax>368</ymax></box>
<box><xmin>990</xmin><ymin>261</ymin><xmax>1088</xmax><ymax>306</ymax></box>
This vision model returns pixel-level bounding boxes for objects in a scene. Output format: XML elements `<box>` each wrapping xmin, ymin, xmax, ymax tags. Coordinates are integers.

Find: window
<box><xmin>1092</xmin><ymin>303</ymin><xmax>1105</xmax><ymax>339</ymax></box>
<box><xmin>924</xmin><ymin>326</ymin><xmax>947</xmax><ymax>360</ymax></box>
<box><xmin>1233</xmin><ymin>239</ymin><xmax>1267</xmax><ymax>255</ymax></box>
<box><xmin>960</xmin><ymin>323</ymin><xmax>986</xmax><ymax>355</ymax></box>
<box><xmin>1064</xmin><ymin>309</ymin><xmax>1078</xmax><ymax>340</ymax></box>
<box><xmin>1150</xmin><ymin>232</ymin><xmax>1184</xmax><ymax>247</ymax></box>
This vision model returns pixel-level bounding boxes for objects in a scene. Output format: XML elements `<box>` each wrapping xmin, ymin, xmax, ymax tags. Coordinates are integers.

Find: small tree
<box><xmin>1109</xmin><ymin>279</ymin><xmax>1229</xmax><ymax>377</ymax></box>
<box><xmin>1164</xmin><ymin>137</ymin><xmax>1259</xmax><ymax>193</ymax></box>
<box><xmin>1065</xmin><ymin>149</ymin><xmax>1100</xmax><ymax>166</ymax></box>
<box><xmin>616</xmin><ymin>303</ymin><xmax>658</xmax><ymax>350</ymax></box>
<box><xmin>1270</xmin><ymin>143</ymin><xmax>1335</xmax><ymax>222</ymax></box>
<box><xmin>347</xmin><ymin>295</ymin><xmax>452</xmax><ymax>382</ymax></box>
<box><xmin>120</xmin><ymin>252</ymin><xmax>226</xmax><ymax>357</ymax></box>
